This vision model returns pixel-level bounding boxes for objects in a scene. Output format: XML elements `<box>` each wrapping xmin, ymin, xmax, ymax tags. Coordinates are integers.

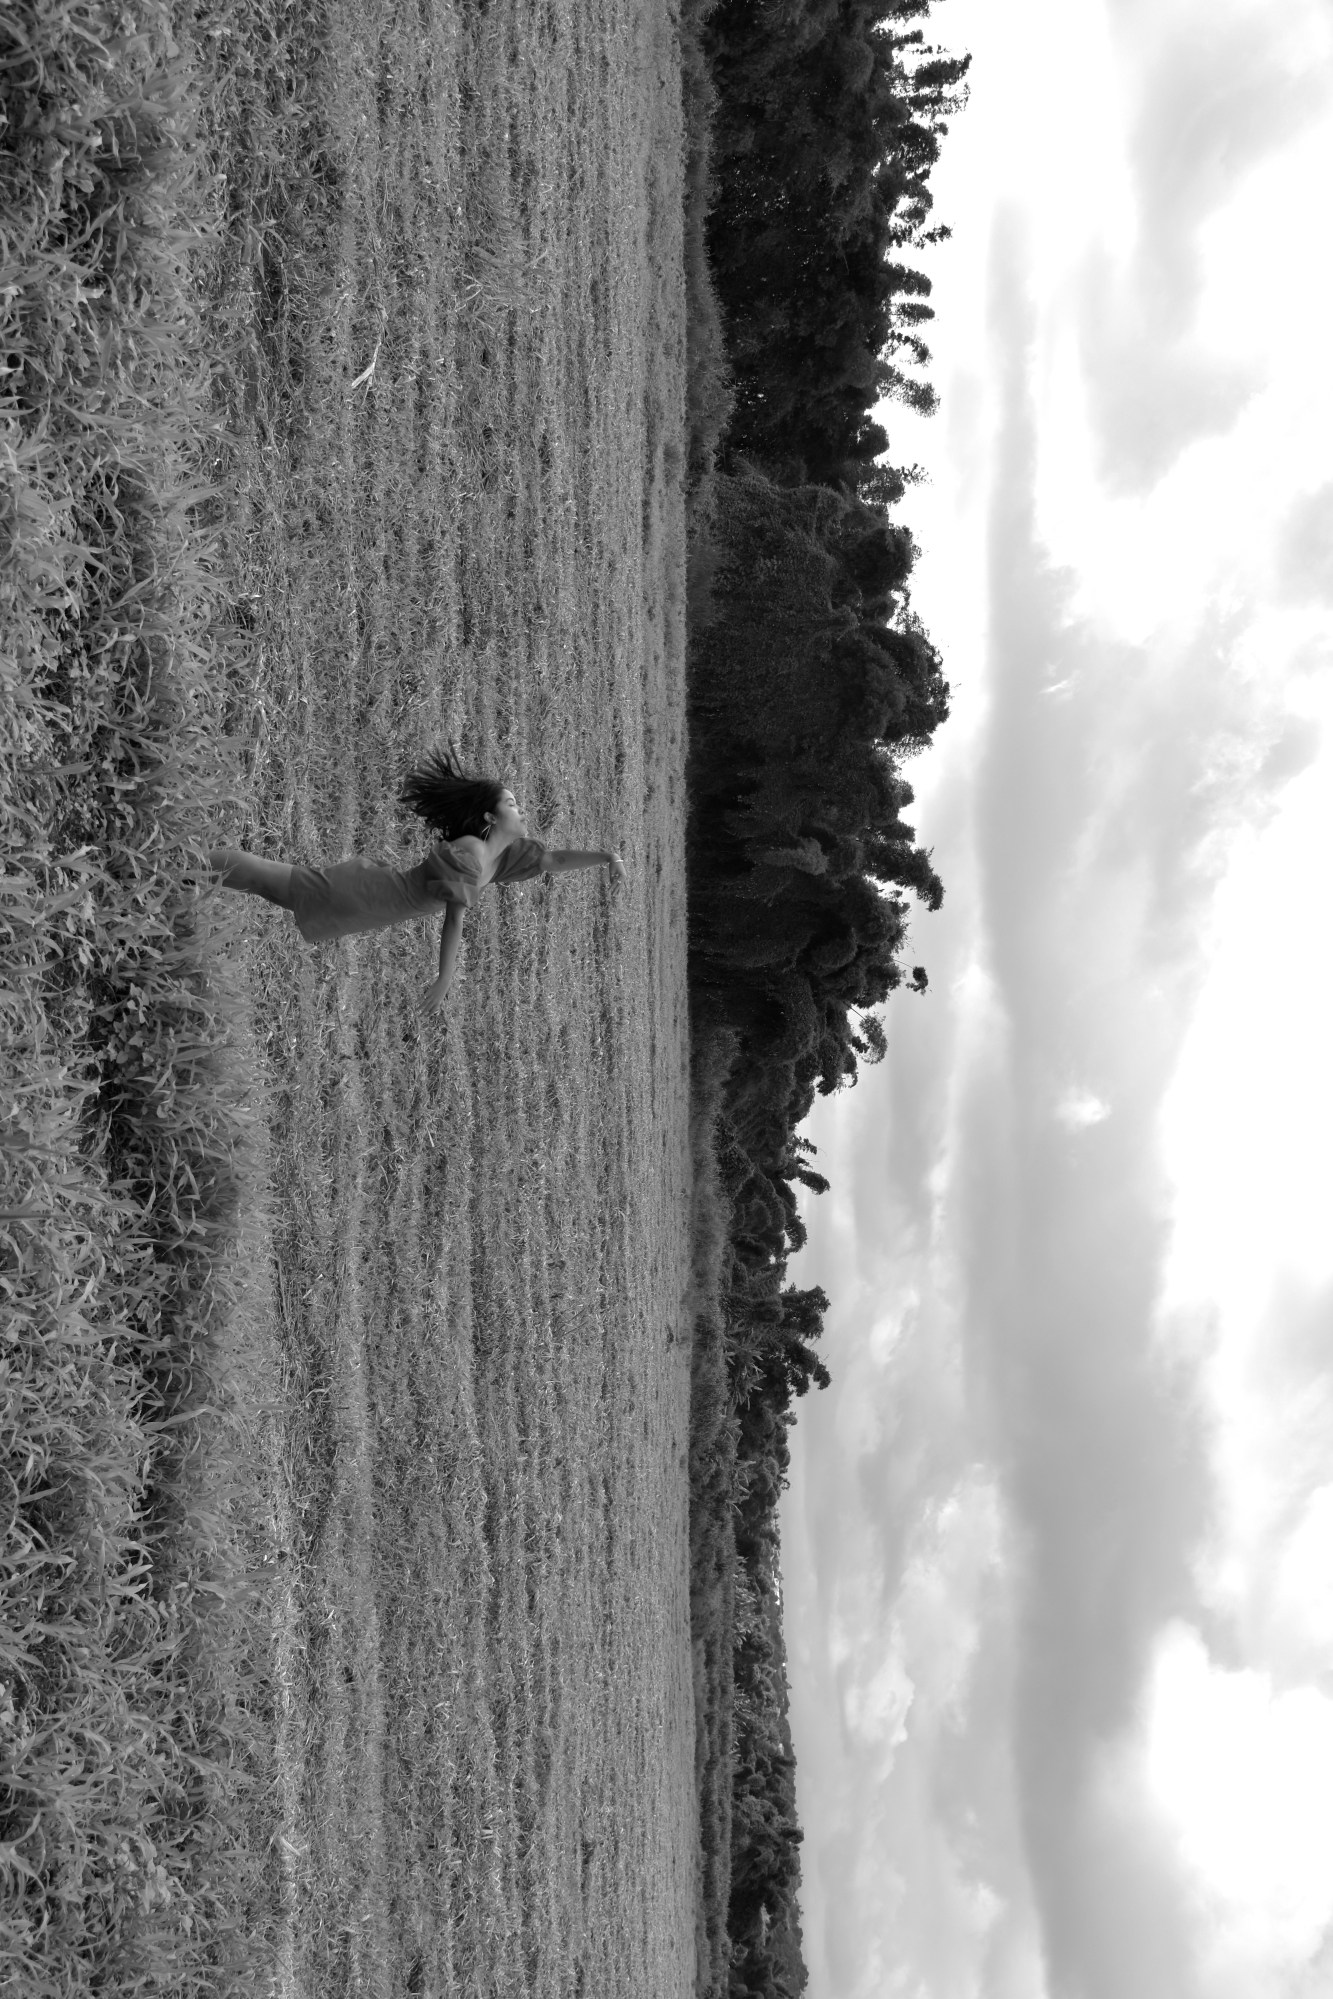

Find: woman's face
<box><xmin>491</xmin><ymin>787</ymin><xmax>528</xmax><ymax>837</ymax></box>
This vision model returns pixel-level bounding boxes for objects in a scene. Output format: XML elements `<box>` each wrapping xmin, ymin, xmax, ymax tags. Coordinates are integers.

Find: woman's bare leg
<box><xmin>209</xmin><ymin>847</ymin><xmax>296</xmax><ymax>909</ymax></box>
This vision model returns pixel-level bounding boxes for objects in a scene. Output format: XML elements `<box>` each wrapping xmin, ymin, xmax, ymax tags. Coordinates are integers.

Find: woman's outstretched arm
<box><xmin>542</xmin><ymin>848</ymin><xmax>626</xmax><ymax>882</ymax></box>
<box><xmin>422</xmin><ymin>903</ymin><xmax>466</xmax><ymax>1013</ymax></box>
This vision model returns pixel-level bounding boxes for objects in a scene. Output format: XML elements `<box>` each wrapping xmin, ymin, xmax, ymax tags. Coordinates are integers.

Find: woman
<box><xmin>210</xmin><ymin>748</ymin><xmax>625</xmax><ymax>1012</ymax></box>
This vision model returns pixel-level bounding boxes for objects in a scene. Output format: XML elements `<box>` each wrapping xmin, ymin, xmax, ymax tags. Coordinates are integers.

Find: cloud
<box><xmin>785</xmin><ymin>1175</ymin><xmax>1018</xmax><ymax>1999</ymax></box>
<box><xmin>1266</xmin><ymin>1480</ymin><xmax>1333</xmax><ymax>1682</ymax></box>
<box><xmin>1076</xmin><ymin>270</ymin><xmax>1257</xmax><ymax>495</ymax></box>
<box><xmin>1054</xmin><ymin>1089</ymin><xmax>1111</xmax><ymax>1132</ymax></box>
<box><xmin>960</xmin><ymin>213</ymin><xmax>1327</xmax><ymax>1997</ymax></box>
<box><xmin>1078</xmin><ymin>0</ymin><xmax>1333</xmax><ymax>491</ymax></box>
<box><xmin>1175</xmin><ymin>1272</ymin><xmax>1333</xmax><ymax>1685</ymax></box>
<box><xmin>1276</xmin><ymin>483</ymin><xmax>1333</xmax><ymax>604</ymax></box>
<box><xmin>1141</xmin><ymin>1621</ymin><xmax>1333</xmax><ymax>1989</ymax></box>
<box><xmin>1046</xmin><ymin>1755</ymin><xmax>1206</xmax><ymax>1999</ymax></box>
<box><xmin>842</xmin><ymin>1639</ymin><xmax>915</xmax><ymax>1765</ymax></box>
<box><xmin>785</xmin><ymin>15</ymin><xmax>1333</xmax><ymax>1998</ymax></box>
<box><xmin>1120</xmin><ymin>0</ymin><xmax>1330</xmax><ymax>327</ymax></box>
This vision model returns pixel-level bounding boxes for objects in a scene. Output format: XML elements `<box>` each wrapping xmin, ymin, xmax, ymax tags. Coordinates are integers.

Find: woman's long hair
<box><xmin>399</xmin><ymin>746</ymin><xmax>503</xmax><ymax>841</ymax></box>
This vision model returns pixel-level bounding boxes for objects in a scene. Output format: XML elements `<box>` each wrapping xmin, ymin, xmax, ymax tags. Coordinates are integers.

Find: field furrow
<box><xmin>202</xmin><ymin>1</ymin><xmax>696</xmax><ymax>1993</ymax></box>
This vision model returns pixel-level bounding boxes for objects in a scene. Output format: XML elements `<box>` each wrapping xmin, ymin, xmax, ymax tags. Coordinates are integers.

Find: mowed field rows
<box><xmin>200</xmin><ymin>1</ymin><xmax>696</xmax><ymax>1993</ymax></box>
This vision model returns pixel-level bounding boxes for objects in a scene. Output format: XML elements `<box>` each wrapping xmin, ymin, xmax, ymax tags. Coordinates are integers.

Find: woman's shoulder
<box><xmin>490</xmin><ymin>836</ymin><xmax>547</xmax><ymax>885</ymax></box>
<box><xmin>421</xmin><ymin>836</ymin><xmax>486</xmax><ymax>902</ymax></box>
<box><xmin>429</xmin><ymin>834</ymin><xmax>486</xmax><ymax>871</ymax></box>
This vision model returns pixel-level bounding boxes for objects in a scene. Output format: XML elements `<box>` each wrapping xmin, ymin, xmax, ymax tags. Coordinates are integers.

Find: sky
<box><xmin>779</xmin><ymin>2</ymin><xmax>1333</xmax><ymax>1996</ymax></box>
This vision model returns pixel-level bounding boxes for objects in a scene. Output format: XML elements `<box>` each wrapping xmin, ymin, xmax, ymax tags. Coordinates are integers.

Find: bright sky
<box><xmin>781</xmin><ymin>2</ymin><xmax>1333</xmax><ymax>1995</ymax></box>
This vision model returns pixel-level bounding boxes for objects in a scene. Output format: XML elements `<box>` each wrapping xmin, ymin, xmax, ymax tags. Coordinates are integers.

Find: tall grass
<box><xmin>2</xmin><ymin>3</ymin><xmax>271</xmax><ymax>1990</ymax></box>
<box><xmin>680</xmin><ymin>0</ymin><xmax>732</xmax><ymax>636</ymax></box>
<box><xmin>678</xmin><ymin>7</ymin><xmax>742</xmax><ymax>1985</ymax></box>
<box><xmin>684</xmin><ymin>1024</ymin><xmax>738</xmax><ymax>1999</ymax></box>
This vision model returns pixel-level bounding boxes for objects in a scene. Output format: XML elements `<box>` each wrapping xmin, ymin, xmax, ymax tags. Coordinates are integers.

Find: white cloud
<box><xmin>1267</xmin><ymin>1484</ymin><xmax>1333</xmax><ymax>1672</ymax></box>
<box><xmin>843</xmin><ymin>1643</ymin><xmax>915</xmax><ymax>1770</ymax></box>
<box><xmin>1054</xmin><ymin>1088</ymin><xmax>1111</xmax><ymax>1132</ymax></box>
<box><xmin>867</xmin><ymin>1298</ymin><xmax>915</xmax><ymax>1368</ymax></box>
<box><xmin>1158</xmin><ymin>718</ymin><xmax>1333</xmax><ymax>1320</ymax></box>
<box><xmin>783</xmin><ymin>4</ymin><xmax>1333</xmax><ymax>1998</ymax></box>
<box><xmin>1151</xmin><ymin>699</ymin><xmax>1333</xmax><ymax>1707</ymax></box>
<box><xmin>1141</xmin><ymin>1621</ymin><xmax>1333</xmax><ymax>1986</ymax></box>
<box><xmin>899</xmin><ymin>1481</ymin><xmax>1004</xmax><ymax>1719</ymax></box>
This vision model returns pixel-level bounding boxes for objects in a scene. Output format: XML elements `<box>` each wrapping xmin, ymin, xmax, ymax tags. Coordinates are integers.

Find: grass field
<box><xmin>5</xmin><ymin>0</ymin><xmax>698</xmax><ymax>1992</ymax></box>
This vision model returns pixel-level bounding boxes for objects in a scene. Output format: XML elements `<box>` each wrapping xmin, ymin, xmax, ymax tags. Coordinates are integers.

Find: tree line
<box><xmin>685</xmin><ymin>2</ymin><xmax>967</xmax><ymax>1994</ymax></box>
<box><xmin>705</xmin><ymin>0</ymin><xmax>969</xmax><ymax>492</ymax></box>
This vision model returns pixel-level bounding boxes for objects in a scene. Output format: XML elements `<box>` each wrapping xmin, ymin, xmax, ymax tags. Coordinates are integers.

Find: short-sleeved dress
<box><xmin>287</xmin><ymin>835</ymin><xmax>547</xmax><ymax>943</ymax></box>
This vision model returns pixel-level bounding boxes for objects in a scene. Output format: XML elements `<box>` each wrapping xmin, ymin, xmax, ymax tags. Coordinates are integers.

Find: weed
<box><xmin>3</xmin><ymin>1</ymin><xmax>273</xmax><ymax>1988</ymax></box>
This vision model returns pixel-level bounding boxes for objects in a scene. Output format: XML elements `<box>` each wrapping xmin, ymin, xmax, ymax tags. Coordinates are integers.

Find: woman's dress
<box><xmin>288</xmin><ymin>835</ymin><xmax>547</xmax><ymax>943</ymax></box>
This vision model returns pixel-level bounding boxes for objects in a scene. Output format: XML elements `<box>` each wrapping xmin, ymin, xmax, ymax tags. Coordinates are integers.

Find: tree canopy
<box><xmin>684</xmin><ymin>6</ymin><xmax>965</xmax><ymax>1992</ymax></box>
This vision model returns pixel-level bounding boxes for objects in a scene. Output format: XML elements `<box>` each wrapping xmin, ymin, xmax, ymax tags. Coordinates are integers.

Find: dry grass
<box><xmin>6</xmin><ymin>0</ymin><xmax>696</xmax><ymax>1991</ymax></box>
<box><xmin>682</xmin><ymin>1027</ymin><xmax>738</xmax><ymax>1999</ymax></box>
<box><xmin>680</xmin><ymin>0</ymin><xmax>732</xmax><ymax>632</ymax></box>
<box><xmin>2</xmin><ymin>2</ymin><xmax>274</xmax><ymax>1991</ymax></box>
<box><xmin>194</xmin><ymin>0</ymin><xmax>699</xmax><ymax>1994</ymax></box>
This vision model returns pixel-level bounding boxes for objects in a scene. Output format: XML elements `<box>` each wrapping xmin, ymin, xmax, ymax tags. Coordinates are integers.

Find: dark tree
<box><xmin>704</xmin><ymin>0</ymin><xmax>970</xmax><ymax>491</ymax></box>
<box><xmin>682</xmin><ymin>8</ymin><xmax>965</xmax><ymax>1992</ymax></box>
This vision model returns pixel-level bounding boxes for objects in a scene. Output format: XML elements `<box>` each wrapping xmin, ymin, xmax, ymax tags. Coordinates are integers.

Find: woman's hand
<box><xmin>607</xmin><ymin>852</ymin><xmax>626</xmax><ymax>883</ymax></box>
<box><xmin>420</xmin><ymin>977</ymin><xmax>450</xmax><ymax>1015</ymax></box>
